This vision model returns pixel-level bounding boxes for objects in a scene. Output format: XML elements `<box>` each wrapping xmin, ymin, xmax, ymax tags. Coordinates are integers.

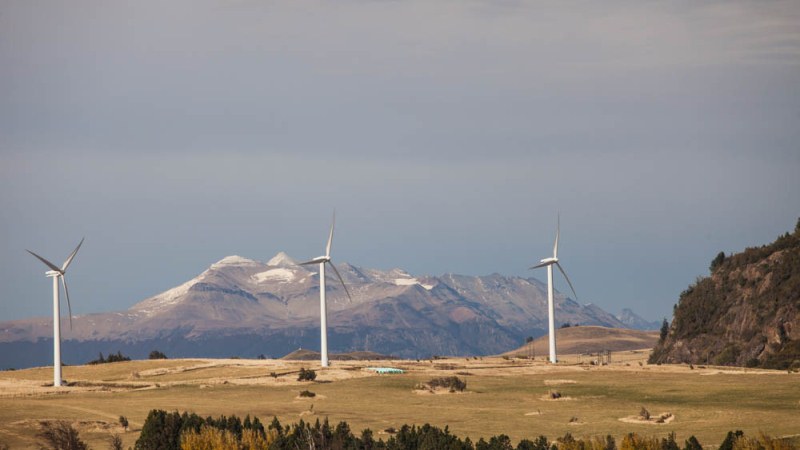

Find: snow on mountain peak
<box><xmin>268</xmin><ymin>252</ymin><xmax>297</xmax><ymax>267</ymax></box>
<box><xmin>211</xmin><ymin>255</ymin><xmax>261</xmax><ymax>269</ymax></box>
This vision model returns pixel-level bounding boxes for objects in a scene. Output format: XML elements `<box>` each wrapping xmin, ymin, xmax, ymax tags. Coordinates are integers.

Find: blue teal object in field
<box><xmin>366</xmin><ymin>367</ymin><xmax>404</xmax><ymax>374</ymax></box>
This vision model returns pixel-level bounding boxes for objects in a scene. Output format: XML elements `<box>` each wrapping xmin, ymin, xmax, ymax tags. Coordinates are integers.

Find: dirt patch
<box><xmin>413</xmin><ymin>388</ymin><xmax>471</xmax><ymax>395</ymax></box>
<box><xmin>539</xmin><ymin>394</ymin><xmax>574</xmax><ymax>401</ymax></box>
<box><xmin>619</xmin><ymin>413</ymin><xmax>675</xmax><ymax>425</ymax></box>
<box><xmin>12</xmin><ymin>419</ymin><xmax>126</xmax><ymax>434</ymax></box>
<box><xmin>544</xmin><ymin>379</ymin><xmax>577</xmax><ymax>386</ymax></box>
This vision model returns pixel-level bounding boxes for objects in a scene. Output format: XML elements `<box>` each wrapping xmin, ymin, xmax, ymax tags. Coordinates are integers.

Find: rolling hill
<box><xmin>502</xmin><ymin>325</ymin><xmax>659</xmax><ymax>357</ymax></box>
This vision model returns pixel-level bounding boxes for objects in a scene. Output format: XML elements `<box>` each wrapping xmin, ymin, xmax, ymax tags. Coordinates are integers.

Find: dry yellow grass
<box><xmin>1</xmin><ymin>354</ymin><xmax>798</xmax><ymax>449</ymax></box>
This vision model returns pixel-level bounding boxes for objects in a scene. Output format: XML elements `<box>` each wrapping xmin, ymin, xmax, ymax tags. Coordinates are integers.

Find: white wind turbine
<box><xmin>298</xmin><ymin>212</ymin><xmax>352</xmax><ymax>368</ymax></box>
<box><xmin>529</xmin><ymin>217</ymin><xmax>577</xmax><ymax>363</ymax></box>
<box><xmin>27</xmin><ymin>238</ymin><xmax>84</xmax><ymax>387</ymax></box>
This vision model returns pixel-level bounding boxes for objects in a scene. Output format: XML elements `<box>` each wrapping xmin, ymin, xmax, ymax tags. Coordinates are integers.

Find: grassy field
<box><xmin>1</xmin><ymin>354</ymin><xmax>798</xmax><ymax>449</ymax></box>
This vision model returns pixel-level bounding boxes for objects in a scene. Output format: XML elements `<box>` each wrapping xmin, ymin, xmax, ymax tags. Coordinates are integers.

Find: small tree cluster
<box><xmin>297</xmin><ymin>367</ymin><xmax>317</xmax><ymax>381</ymax></box>
<box><xmin>135</xmin><ymin>410</ymin><xmax>266</xmax><ymax>450</ymax></box>
<box><xmin>299</xmin><ymin>390</ymin><xmax>316</xmax><ymax>398</ymax></box>
<box><xmin>149</xmin><ymin>350</ymin><xmax>168</xmax><ymax>360</ymax></box>
<box><xmin>88</xmin><ymin>351</ymin><xmax>131</xmax><ymax>365</ymax></box>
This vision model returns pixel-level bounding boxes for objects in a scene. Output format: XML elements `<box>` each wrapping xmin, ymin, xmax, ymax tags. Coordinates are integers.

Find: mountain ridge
<box><xmin>1</xmin><ymin>252</ymin><xmax>633</xmax><ymax>368</ymax></box>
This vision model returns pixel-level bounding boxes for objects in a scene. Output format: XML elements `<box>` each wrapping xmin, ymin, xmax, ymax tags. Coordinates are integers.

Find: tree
<box><xmin>718</xmin><ymin>430</ymin><xmax>743</xmax><ymax>450</ymax></box>
<box><xmin>659</xmin><ymin>319</ymin><xmax>669</xmax><ymax>342</ymax></box>
<box><xmin>37</xmin><ymin>421</ymin><xmax>89</xmax><ymax>450</ymax></box>
<box><xmin>525</xmin><ymin>336</ymin><xmax>534</xmax><ymax>343</ymax></box>
<box><xmin>149</xmin><ymin>350</ymin><xmax>167</xmax><ymax>359</ymax></box>
<box><xmin>297</xmin><ymin>367</ymin><xmax>317</xmax><ymax>381</ymax></box>
<box><xmin>683</xmin><ymin>436</ymin><xmax>703</xmax><ymax>450</ymax></box>
<box><xmin>710</xmin><ymin>251</ymin><xmax>725</xmax><ymax>272</ymax></box>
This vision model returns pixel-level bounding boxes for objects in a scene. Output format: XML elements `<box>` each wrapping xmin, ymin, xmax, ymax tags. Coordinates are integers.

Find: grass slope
<box><xmin>502</xmin><ymin>326</ymin><xmax>659</xmax><ymax>358</ymax></box>
<box><xmin>1</xmin><ymin>357</ymin><xmax>798</xmax><ymax>449</ymax></box>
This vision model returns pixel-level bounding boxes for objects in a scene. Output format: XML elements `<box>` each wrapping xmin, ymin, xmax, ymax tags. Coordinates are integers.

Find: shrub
<box><xmin>37</xmin><ymin>421</ymin><xmax>89</xmax><ymax>450</ymax></box>
<box><xmin>638</xmin><ymin>407</ymin><xmax>650</xmax><ymax>421</ymax></box>
<box><xmin>426</xmin><ymin>376</ymin><xmax>467</xmax><ymax>392</ymax></box>
<box><xmin>549</xmin><ymin>390</ymin><xmax>562</xmax><ymax>399</ymax></box>
<box><xmin>297</xmin><ymin>368</ymin><xmax>317</xmax><ymax>381</ymax></box>
<box><xmin>149</xmin><ymin>350</ymin><xmax>168</xmax><ymax>360</ymax></box>
<box><xmin>110</xmin><ymin>434</ymin><xmax>124</xmax><ymax>450</ymax></box>
<box><xmin>299</xmin><ymin>390</ymin><xmax>316</xmax><ymax>398</ymax></box>
<box><xmin>119</xmin><ymin>415</ymin><xmax>129</xmax><ymax>429</ymax></box>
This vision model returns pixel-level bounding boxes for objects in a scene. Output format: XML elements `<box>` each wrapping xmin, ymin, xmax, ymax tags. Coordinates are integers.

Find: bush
<box><xmin>299</xmin><ymin>390</ymin><xmax>316</xmax><ymax>398</ymax></box>
<box><xmin>549</xmin><ymin>391</ymin><xmax>562</xmax><ymax>399</ymax></box>
<box><xmin>684</xmin><ymin>436</ymin><xmax>703</xmax><ymax>450</ymax></box>
<box><xmin>149</xmin><ymin>350</ymin><xmax>168</xmax><ymax>359</ymax></box>
<box><xmin>37</xmin><ymin>421</ymin><xmax>89</xmax><ymax>450</ymax></box>
<box><xmin>639</xmin><ymin>407</ymin><xmax>650</xmax><ymax>421</ymax></box>
<box><xmin>119</xmin><ymin>415</ymin><xmax>129</xmax><ymax>429</ymax></box>
<box><xmin>297</xmin><ymin>368</ymin><xmax>317</xmax><ymax>381</ymax></box>
<box><xmin>426</xmin><ymin>376</ymin><xmax>467</xmax><ymax>392</ymax></box>
<box><xmin>110</xmin><ymin>434</ymin><xmax>124</xmax><ymax>450</ymax></box>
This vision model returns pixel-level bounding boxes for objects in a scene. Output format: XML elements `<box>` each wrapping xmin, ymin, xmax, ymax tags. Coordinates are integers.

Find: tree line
<box><xmin>130</xmin><ymin>410</ymin><xmax>795</xmax><ymax>450</ymax></box>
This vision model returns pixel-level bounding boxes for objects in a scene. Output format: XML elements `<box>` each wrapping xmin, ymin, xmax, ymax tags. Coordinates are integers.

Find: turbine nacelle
<box><xmin>299</xmin><ymin>256</ymin><xmax>330</xmax><ymax>266</ymax></box>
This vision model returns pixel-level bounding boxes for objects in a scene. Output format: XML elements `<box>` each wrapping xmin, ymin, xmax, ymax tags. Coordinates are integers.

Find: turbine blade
<box><xmin>61</xmin><ymin>237</ymin><xmax>84</xmax><ymax>272</ymax></box>
<box><xmin>553</xmin><ymin>214</ymin><xmax>560</xmax><ymax>259</ymax></box>
<box><xmin>26</xmin><ymin>250</ymin><xmax>61</xmax><ymax>273</ymax></box>
<box><xmin>529</xmin><ymin>261</ymin><xmax>550</xmax><ymax>270</ymax></box>
<box><xmin>555</xmin><ymin>262</ymin><xmax>578</xmax><ymax>301</ymax></box>
<box><xmin>61</xmin><ymin>276</ymin><xmax>74</xmax><ymax>331</ymax></box>
<box><xmin>328</xmin><ymin>261</ymin><xmax>353</xmax><ymax>303</ymax></box>
<box><xmin>298</xmin><ymin>257</ymin><xmax>324</xmax><ymax>266</ymax></box>
<box><xmin>325</xmin><ymin>210</ymin><xmax>335</xmax><ymax>258</ymax></box>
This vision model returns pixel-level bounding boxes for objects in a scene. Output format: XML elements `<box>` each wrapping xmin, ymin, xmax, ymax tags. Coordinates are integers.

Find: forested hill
<box><xmin>650</xmin><ymin>219</ymin><xmax>800</xmax><ymax>369</ymax></box>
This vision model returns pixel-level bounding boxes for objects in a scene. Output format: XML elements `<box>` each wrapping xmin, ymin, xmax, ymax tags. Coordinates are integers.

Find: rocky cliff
<box><xmin>649</xmin><ymin>219</ymin><xmax>800</xmax><ymax>369</ymax></box>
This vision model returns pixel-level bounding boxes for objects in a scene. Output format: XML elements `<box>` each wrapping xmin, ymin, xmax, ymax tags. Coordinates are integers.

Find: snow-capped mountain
<box><xmin>0</xmin><ymin>252</ymin><xmax>629</xmax><ymax>367</ymax></box>
<box><xmin>615</xmin><ymin>308</ymin><xmax>662</xmax><ymax>331</ymax></box>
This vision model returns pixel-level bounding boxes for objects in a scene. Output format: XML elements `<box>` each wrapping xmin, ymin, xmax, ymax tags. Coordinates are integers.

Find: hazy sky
<box><xmin>2</xmin><ymin>0</ymin><xmax>799</xmax><ymax>323</ymax></box>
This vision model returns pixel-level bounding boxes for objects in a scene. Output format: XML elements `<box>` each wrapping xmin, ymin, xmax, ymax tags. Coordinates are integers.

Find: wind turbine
<box><xmin>298</xmin><ymin>212</ymin><xmax>352</xmax><ymax>368</ymax></box>
<box><xmin>530</xmin><ymin>216</ymin><xmax>577</xmax><ymax>364</ymax></box>
<box><xmin>27</xmin><ymin>238</ymin><xmax>84</xmax><ymax>387</ymax></box>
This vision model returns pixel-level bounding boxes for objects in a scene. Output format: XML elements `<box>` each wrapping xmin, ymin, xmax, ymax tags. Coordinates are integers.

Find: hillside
<box><xmin>502</xmin><ymin>326</ymin><xmax>659</xmax><ymax>357</ymax></box>
<box><xmin>0</xmin><ymin>253</ymin><xmax>630</xmax><ymax>367</ymax></box>
<box><xmin>650</xmin><ymin>219</ymin><xmax>800</xmax><ymax>369</ymax></box>
<box><xmin>280</xmin><ymin>349</ymin><xmax>394</xmax><ymax>361</ymax></box>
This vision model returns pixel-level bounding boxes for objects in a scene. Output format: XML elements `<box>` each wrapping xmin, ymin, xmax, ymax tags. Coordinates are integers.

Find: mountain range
<box><xmin>0</xmin><ymin>252</ymin><xmax>648</xmax><ymax>368</ymax></box>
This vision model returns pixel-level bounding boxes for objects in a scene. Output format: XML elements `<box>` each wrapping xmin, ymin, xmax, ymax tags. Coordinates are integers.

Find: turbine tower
<box><xmin>27</xmin><ymin>238</ymin><xmax>84</xmax><ymax>387</ymax></box>
<box><xmin>298</xmin><ymin>212</ymin><xmax>352</xmax><ymax>368</ymax></box>
<box><xmin>530</xmin><ymin>216</ymin><xmax>577</xmax><ymax>363</ymax></box>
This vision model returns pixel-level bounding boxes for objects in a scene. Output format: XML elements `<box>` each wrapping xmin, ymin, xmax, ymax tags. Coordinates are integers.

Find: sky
<box><xmin>1</xmin><ymin>0</ymin><xmax>799</xmax><ymax>323</ymax></box>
